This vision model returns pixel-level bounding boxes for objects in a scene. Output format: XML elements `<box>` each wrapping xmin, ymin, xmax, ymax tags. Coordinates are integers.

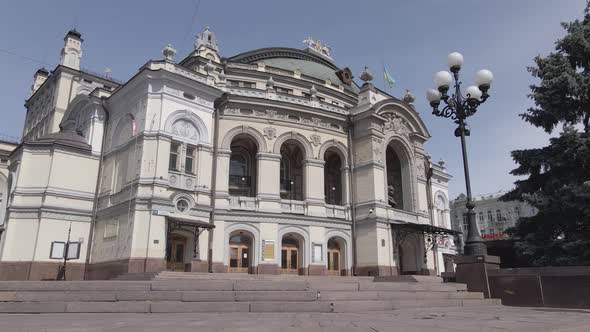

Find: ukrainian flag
<box><xmin>383</xmin><ymin>65</ymin><xmax>396</xmax><ymax>89</ymax></box>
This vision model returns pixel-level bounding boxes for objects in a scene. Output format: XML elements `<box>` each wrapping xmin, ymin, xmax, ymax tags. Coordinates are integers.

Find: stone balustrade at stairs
<box><xmin>0</xmin><ymin>273</ymin><xmax>500</xmax><ymax>314</ymax></box>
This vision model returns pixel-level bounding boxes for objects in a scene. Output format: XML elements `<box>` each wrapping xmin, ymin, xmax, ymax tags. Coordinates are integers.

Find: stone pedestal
<box><xmin>190</xmin><ymin>260</ymin><xmax>209</xmax><ymax>273</ymax></box>
<box><xmin>454</xmin><ymin>255</ymin><xmax>500</xmax><ymax>298</ymax></box>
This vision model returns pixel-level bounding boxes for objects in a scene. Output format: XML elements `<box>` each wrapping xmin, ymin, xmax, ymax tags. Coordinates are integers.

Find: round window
<box><xmin>176</xmin><ymin>199</ymin><xmax>190</xmax><ymax>213</ymax></box>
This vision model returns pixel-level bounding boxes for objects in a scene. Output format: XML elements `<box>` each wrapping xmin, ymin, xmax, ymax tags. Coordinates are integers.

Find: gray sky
<box><xmin>0</xmin><ymin>0</ymin><xmax>586</xmax><ymax>198</ymax></box>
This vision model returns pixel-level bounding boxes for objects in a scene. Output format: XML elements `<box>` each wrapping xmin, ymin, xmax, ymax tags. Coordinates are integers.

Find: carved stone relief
<box><xmin>382</xmin><ymin>114</ymin><xmax>412</xmax><ymax>137</ymax></box>
<box><xmin>171</xmin><ymin>120</ymin><xmax>199</xmax><ymax>141</ymax></box>
<box><xmin>263</xmin><ymin>127</ymin><xmax>277</xmax><ymax>140</ymax></box>
<box><xmin>310</xmin><ymin>133</ymin><xmax>321</xmax><ymax>147</ymax></box>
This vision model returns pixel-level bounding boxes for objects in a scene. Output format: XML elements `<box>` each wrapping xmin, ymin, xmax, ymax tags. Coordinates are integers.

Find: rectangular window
<box><xmin>478</xmin><ymin>212</ymin><xmax>484</xmax><ymax>222</ymax></box>
<box><xmin>515</xmin><ymin>206</ymin><xmax>521</xmax><ymax>216</ymax></box>
<box><xmin>185</xmin><ymin>145</ymin><xmax>196</xmax><ymax>174</ymax></box>
<box><xmin>276</xmin><ymin>86</ymin><xmax>293</xmax><ymax>94</ymax></box>
<box><xmin>169</xmin><ymin>142</ymin><xmax>180</xmax><ymax>171</ymax></box>
<box><xmin>496</xmin><ymin>209</ymin><xmax>503</xmax><ymax>222</ymax></box>
<box><xmin>487</xmin><ymin>211</ymin><xmax>493</xmax><ymax>222</ymax></box>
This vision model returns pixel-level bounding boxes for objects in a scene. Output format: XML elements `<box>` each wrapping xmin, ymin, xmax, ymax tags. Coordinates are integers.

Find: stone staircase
<box><xmin>0</xmin><ymin>272</ymin><xmax>500</xmax><ymax>313</ymax></box>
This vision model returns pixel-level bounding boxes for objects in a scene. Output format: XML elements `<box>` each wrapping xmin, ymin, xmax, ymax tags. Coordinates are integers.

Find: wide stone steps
<box><xmin>0</xmin><ymin>277</ymin><xmax>498</xmax><ymax>313</ymax></box>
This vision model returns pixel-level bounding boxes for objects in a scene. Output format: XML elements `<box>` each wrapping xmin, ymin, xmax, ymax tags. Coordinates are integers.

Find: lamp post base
<box><xmin>464</xmin><ymin>240</ymin><xmax>487</xmax><ymax>256</ymax></box>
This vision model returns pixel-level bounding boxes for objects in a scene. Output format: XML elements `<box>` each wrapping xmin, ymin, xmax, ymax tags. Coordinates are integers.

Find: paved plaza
<box><xmin>0</xmin><ymin>305</ymin><xmax>589</xmax><ymax>331</ymax></box>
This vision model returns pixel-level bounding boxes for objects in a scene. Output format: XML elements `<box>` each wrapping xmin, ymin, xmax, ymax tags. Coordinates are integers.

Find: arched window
<box><xmin>324</xmin><ymin>149</ymin><xmax>343</xmax><ymax>205</ymax></box>
<box><xmin>386</xmin><ymin>145</ymin><xmax>404</xmax><ymax>210</ymax></box>
<box><xmin>229</xmin><ymin>135</ymin><xmax>257</xmax><ymax>197</ymax></box>
<box><xmin>280</xmin><ymin>140</ymin><xmax>304</xmax><ymax>200</ymax></box>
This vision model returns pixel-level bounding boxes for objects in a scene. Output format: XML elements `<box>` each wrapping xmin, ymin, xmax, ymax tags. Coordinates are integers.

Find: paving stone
<box><xmin>14</xmin><ymin>291</ymin><xmax>117</xmax><ymax>302</ymax></box>
<box><xmin>319</xmin><ymin>291</ymin><xmax>380</xmax><ymax>301</ymax></box>
<box><xmin>332</xmin><ymin>300</ymin><xmax>394</xmax><ymax>313</ymax></box>
<box><xmin>66</xmin><ymin>301</ymin><xmax>150</xmax><ymax>313</ymax></box>
<box><xmin>249</xmin><ymin>301</ymin><xmax>332</xmax><ymax>312</ymax></box>
<box><xmin>0</xmin><ymin>302</ymin><xmax>66</xmax><ymax>313</ymax></box>
<box><xmin>234</xmin><ymin>280</ymin><xmax>309</xmax><ymax>291</ymax></box>
<box><xmin>235</xmin><ymin>291</ymin><xmax>317</xmax><ymax>302</ymax></box>
<box><xmin>150</xmin><ymin>301</ymin><xmax>250</xmax><ymax>313</ymax></box>
<box><xmin>181</xmin><ymin>291</ymin><xmax>236</xmax><ymax>302</ymax></box>
<box><xmin>116</xmin><ymin>291</ymin><xmax>182</xmax><ymax>301</ymax></box>
<box><xmin>151</xmin><ymin>280</ymin><xmax>234</xmax><ymax>291</ymax></box>
<box><xmin>0</xmin><ymin>292</ymin><xmax>16</xmax><ymax>301</ymax></box>
<box><xmin>308</xmin><ymin>281</ymin><xmax>359</xmax><ymax>291</ymax></box>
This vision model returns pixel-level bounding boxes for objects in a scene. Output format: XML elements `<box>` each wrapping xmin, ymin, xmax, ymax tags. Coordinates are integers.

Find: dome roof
<box><xmin>228</xmin><ymin>47</ymin><xmax>359</xmax><ymax>93</ymax></box>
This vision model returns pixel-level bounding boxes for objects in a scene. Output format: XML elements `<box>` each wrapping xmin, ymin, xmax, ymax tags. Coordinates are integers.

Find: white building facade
<box><xmin>0</xmin><ymin>29</ymin><xmax>457</xmax><ymax>280</ymax></box>
<box><xmin>451</xmin><ymin>191</ymin><xmax>538</xmax><ymax>244</ymax></box>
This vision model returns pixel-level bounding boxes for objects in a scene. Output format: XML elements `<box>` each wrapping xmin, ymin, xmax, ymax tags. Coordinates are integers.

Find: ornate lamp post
<box><xmin>426</xmin><ymin>52</ymin><xmax>494</xmax><ymax>256</ymax></box>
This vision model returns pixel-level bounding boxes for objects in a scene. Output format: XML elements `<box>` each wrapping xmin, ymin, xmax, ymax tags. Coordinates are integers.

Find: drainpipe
<box><xmin>425</xmin><ymin>158</ymin><xmax>439</xmax><ymax>275</ymax></box>
<box><xmin>346</xmin><ymin>115</ymin><xmax>357</xmax><ymax>276</ymax></box>
<box><xmin>207</xmin><ymin>96</ymin><xmax>223</xmax><ymax>272</ymax></box>
<box><xmin>84</xmin><ymin>97</ymin><xmax>110</xmax><ymax>280</ymax></box>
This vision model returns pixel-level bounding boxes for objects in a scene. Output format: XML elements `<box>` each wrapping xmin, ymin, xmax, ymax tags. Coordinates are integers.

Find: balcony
<box><xmin>229</xmin><ymin>196</ymin><xmax>257</xmax><ymax>211</ymax></box>
<box><xmin>325</xmin><ymin>204</ymin><xmax>348</xmax><ymax>219</ymax></box>
<box><xmin>280</xmin><ymin>200</ymin><xmax>305</xmax><ymax>215</ymax></box>
<box><xmin>168</xmin><ymin>171</ymin><xmax>197</xmax><ymax>191</ymax></box>
<box><xmin>229</xmin><ymin>175</ymin><xmax>254</xmax><ymax>197</ymax></box>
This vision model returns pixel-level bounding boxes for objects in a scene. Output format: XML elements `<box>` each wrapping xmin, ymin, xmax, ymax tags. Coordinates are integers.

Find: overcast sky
<box><xmin>0</xmin><ymin>0</ymin><xmax>586</xmax><ymax>199</ymax></box>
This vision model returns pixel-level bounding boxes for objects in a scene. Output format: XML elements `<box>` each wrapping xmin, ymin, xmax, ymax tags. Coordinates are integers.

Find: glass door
<box><xmin>281</xmin><ymin>246</ymin><xmax>299</xmax><ymax>274</ymax></box>
<box><xmin>327</xmin><ymin>249</ymin><xmax>340</xmax><ymax>276</ymax></box>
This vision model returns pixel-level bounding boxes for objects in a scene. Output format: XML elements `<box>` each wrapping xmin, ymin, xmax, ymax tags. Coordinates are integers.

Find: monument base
<box><xmin>454</xmin><ymin>255</ymin><xmax>500</xmax><ymax>298</ymax></box>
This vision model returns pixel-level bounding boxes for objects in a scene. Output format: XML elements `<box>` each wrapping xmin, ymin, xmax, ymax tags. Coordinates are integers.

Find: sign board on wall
<box><xmin>312</xmin><ymin>243</ymin><xmax>323</xmax><ymax>263</ymax></box>
<box><xmin>262</xmin><ymin>240</ymin><xmax>275</xmax><ymax>260</ymax></box>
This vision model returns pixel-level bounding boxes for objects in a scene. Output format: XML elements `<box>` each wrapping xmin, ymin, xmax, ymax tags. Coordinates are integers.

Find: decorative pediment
<box><xmin>171</xmin><ymin>119</ymin><xmax>199</xmax><ymax>141</ymax></box>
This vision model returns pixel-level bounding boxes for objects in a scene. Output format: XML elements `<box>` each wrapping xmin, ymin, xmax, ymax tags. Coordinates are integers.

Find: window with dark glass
<box><xmin>185</xmin><ymin>145</ymin><xmax>196</xmax><ymax>174</ymax></box>
<box><xmin>169</xmin><ymin>142</ymin><xmax>180</xmax><ymax>171</ymax></box>
<box><xmin>324</xmin><ymin>150</ymin><xmax>343</xmax><ymax>205</ymax></box>
<box><xmin>280</xmin><ymin>141</ymin><xmax>304</xmax><ymax>201</ymax></box>
<box><xmin>386</xmin><ymin>146</ymin><xmax>404</xmax><ymax>210</ymax></box>
<box><xmin>229</xmin><ymin>136</ymin><xmax>257</xmax><ymax>197</ymax></box>
<box><xmin>496</xmin><ymin>209</ymin><xmax>503</xmax><ymax>222</ymax></box>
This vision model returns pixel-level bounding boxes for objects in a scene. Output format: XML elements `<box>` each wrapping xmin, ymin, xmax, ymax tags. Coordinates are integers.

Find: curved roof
<box><xmin>228</xmin><ymin>47</ymin><xmax>359</xmax><ymax>93</ymax></box>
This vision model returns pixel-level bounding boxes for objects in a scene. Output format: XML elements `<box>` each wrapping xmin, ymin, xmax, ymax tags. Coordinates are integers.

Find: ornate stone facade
<box><xmin>0</xmin><ymin>28</ymin><xmax>455</xmax><ymax>281</ymax></box>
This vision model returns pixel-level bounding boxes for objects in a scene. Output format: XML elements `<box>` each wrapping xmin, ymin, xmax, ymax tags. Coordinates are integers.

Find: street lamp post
<box><xmin>426</xmin><ymin>52</ymin><xmax>494</xmax><ymax>256</ymax></box>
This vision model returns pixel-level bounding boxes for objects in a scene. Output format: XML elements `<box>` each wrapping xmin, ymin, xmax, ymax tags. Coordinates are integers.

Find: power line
<box><xmin>0</xmin><ymin>48</ymin><xmax>56</xmax><ymax>69</ymax></box>
<box><xmin>179</xmin><ymin>0</ymin><xmax>202</xmax><ymax>56</ymax></box>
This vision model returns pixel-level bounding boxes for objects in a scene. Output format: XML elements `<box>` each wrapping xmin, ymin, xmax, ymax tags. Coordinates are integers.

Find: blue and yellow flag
<box><xmin>383</xmin><ymin>65</ymin><xmax>396</xmax><ymax>89</ymax></box>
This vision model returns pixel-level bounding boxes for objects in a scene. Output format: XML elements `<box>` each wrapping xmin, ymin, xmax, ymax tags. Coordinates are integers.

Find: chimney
<box><xmin>60</xmin><ymin>29</ymin><xmax>83</xmax><ymax>70</ymax></box>
<box><xmin>31</xmin><ymin>68</ymin><xmax>49</xmax><ymax>95</ymax></box>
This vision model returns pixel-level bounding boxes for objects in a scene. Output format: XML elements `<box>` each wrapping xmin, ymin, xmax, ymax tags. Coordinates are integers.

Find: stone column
<box><xmin>214</xmin><ymin>149</ymin><xmax>231</xmax><ymax>210</ymax></box>
<box><xmin>304</xmin><ymin>158</ymin><xmax>326</xmax><ymax>217</ymax></box>
<box><xmin>256</xmin><ymin>152</ymin><xmax>281</xmax><ymax>212</ymax></box>
<box><xmin>341</xmin><ymin>165</ymin><xmax>351</xmax><ymax>206</ymax></box>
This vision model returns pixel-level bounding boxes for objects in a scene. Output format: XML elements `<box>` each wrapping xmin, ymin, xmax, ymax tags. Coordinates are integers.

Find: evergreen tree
<box><xmin>504</xmin><ymin>1</ymin><xmax>590</xmax><ymax>266</ymax></box>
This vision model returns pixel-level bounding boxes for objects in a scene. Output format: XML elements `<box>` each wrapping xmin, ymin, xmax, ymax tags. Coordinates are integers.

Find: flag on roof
<box><xmin>383</xmin><ymin>65</ymin><xmax>396</xmax><ymax>89</ymax></box>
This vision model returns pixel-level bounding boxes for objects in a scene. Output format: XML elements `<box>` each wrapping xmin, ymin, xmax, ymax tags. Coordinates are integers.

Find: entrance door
<box><xmin>166</xmin><ymin>236</ymin><xmax>186</xmax><ymax>271</ymax></box>
<box><xmin>281</xmin><ymin>246</ymin><xmax>299</xmax><ymax>274</ymax></box>
<box><xmin>327</xmin><ymin>248</ymin><xmax>341</xmax><ymax>276</ymax></box>
<box><xmin>228</xmin><ymin>244</ymin><xmax>250</xmax><ymax>273</ymax></box>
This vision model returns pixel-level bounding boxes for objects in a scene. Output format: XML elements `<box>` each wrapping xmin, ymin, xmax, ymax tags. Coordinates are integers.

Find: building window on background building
<box><xmin>185</xmin><ymin>145</ymin><xmax>196</xmax><ymax>174</ymax></box>
<box><xmin>478</xmin><ymin>212</ymin><xmax>484</xmax><ymax>222</ymax></box>
<box><xmin>169</xmin><ymin>142</ymin><xmax>180</xmax><ymax>171</ymax></box>
<box><xmin>515</xmin><ymin>206</ymin><xmax>521</xmax><ymax>216</ymax></box>
<box><xmin>462</xmin><ymin>214</ymin><xmax>468</xmax><ymax>231</ymax></box>
<box><xmin>496</xmin><ymin>209</ymin><xmax>503</xmax><ymax>222</ymax></box>
<box><xmin>487</xmin><ymin>210</ymin><xmax>493</xmax><ymax>222</ymax></box>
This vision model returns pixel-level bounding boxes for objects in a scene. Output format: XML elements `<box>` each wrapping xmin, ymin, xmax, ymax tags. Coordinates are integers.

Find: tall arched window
<box><xmin>229</xmin><ymin>135</ymin><xmax>258</xmax><ymax>197</ymax></box>
<box><xmin>386</xmin><ymin>145</ymin><xmax>404</xmax><ymax>210</ymax></box>
<box><xmin>324</xmin><ymin>149</ymin><xmax>343</xmax><ymax>205</ymax></box>
<box><xmin>280</xmin><ymin>140</ymin><xmax>304</xmax><ymax>200</ymax></box>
